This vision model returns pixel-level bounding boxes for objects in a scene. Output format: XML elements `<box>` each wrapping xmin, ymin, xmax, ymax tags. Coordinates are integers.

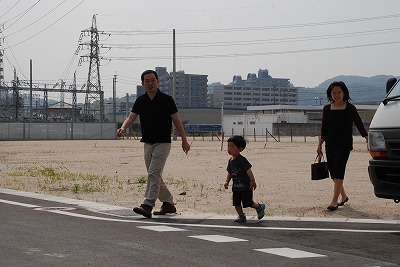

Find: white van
<box><xmin>368</xmin><ymin>78</ymin><xmax>400</xmax><ymax>203</ymax></box>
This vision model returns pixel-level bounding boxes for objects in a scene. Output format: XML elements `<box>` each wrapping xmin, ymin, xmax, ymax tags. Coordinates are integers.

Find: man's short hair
<box><xmin>141</xmin><ymin>70</ymin><xmax>159</xmax><ymax>82</ymax></box>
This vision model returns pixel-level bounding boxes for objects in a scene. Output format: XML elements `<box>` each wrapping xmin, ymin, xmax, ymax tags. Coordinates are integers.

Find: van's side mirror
<box><xmin>386</xmin><ymin>78</ymin><xmax>397</xmax><ymax>93</ymax></box>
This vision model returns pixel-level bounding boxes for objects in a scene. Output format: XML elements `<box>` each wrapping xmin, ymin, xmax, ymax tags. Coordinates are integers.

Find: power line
<box><xmin>1</xmin><ymin>0</ymin><xmax>85</xmax><ymax>82</ymax></box>
<box><xmin>1</xmin><ymin>37</ymin><xmax>27</xmax><ymax>80</ymax></box>
<box><xmin>102</xmin><ymin>13</ymin><xmax>400</xmax><ymax>35</ymax></box>
<box><xmin>100</xmin><ymin>26</ymin><xmax>400</xmax><ymax>49</ymax></box>
<box><xmin>1</xmin><ymin>0</ymin><xmax>41</xmax><ymax>31</ymax></box>
<box><xmin>0</xmin><ymin>0</ymin><xmax>22</xmax><ymax>20</ymax></box>
<box><xmin>102</xmin><ymin>40</ymin><xmax>400</xmax><ymax>61</ymax></box>
<box><xmin>3</xmin><ymin>5</ymin><xmax>397</xmax><ymax>103</ymax></box>
<box><xmin>3</xmin><ymin>0</ymin><xmax>86</xmax><ymax>49</ymax></box>
<box><xmin>3</xmin><ymin>0</ymin><xmax>66</xmax><ymax>38</ymax></box>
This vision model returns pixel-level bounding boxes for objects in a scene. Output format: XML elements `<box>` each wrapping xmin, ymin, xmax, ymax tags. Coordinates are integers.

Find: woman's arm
<box><xmin>350</xmin><ymin>104</ymin><xmax>368</xmax><ymax>137</ymax></box>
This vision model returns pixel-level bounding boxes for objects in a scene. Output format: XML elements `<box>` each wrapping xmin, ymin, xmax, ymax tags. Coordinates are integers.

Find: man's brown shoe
<box><xmin>133</xmin><ymin>204</ymin><xmax>153</xmax><ymax>218</ymax></box>
<box><xmin>153</xmin><ymin>202</ymin><xmax>177</xmax><ymax>215</ymax></box>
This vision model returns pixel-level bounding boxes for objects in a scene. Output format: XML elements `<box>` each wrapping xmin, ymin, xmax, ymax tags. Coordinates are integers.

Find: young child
<box><xmin>224</xmin><ymin>135</ymin><xmax>265</xmax><ymax>222</ymax></box>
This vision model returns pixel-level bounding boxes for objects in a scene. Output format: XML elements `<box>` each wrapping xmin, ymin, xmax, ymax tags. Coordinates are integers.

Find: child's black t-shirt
<box><xmin>227</xmin><ymin>154</ymin><xmax>252</xmax><ymax>192</ymax></box>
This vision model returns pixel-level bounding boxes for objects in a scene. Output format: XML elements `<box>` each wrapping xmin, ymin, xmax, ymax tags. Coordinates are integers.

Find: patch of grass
<box><xmin>117</xmin><ymin>180</ymin><xmax>124</xmax><ymax>190</ymax></box>
<box><xmin>8</xmin><ymin>171</ymin><xmax>26</xmax><ymax>177</ymax></box>
<box><xmin>8</xmin><ymin>166</ymin><xmax>112</xmax><ymax>194</ymax></box>
<box><xmin>39</xmin><ymin>167</ymin><xmax>57</xmax><ymax>177</ymax></box>
<box><xmin>72</xmin><ymin>184</ymin><xmax>80</xmax><ymax>193</ymax></box>
<box><xmin>135</xmin><ymin>175</ymin><xmax>147</xmax><ymax>184</ymax></box>
<box><xmin>165</xmin><ymin>176</ymin><xmax>188</xmax><ymax>192</ymax></box>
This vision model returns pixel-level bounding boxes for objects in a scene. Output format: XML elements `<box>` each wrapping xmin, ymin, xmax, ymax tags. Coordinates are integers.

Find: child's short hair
<box><xmin>227</xmin><ymin>135</ymin><xmax>247</xmax><ymax>149</ymax></box>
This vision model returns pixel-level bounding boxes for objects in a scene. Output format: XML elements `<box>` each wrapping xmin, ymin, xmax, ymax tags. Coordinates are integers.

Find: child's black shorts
<box><xmin>232</xmin><ymin>191</ymin><xmax>254</xmax><ymax>208</ymax></box>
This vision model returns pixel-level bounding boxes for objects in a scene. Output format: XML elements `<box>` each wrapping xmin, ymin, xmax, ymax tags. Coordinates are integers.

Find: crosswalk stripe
<box><xmin>137</xmin><ymin>226</ymin><xmax>188</xmax><ymax>232</ymax></box>
<box><xmin>189</xmin><ymin>235</ymin><xmax>247</xmax><ymax>243</ymax></box>
<box><xmin>254</xmin><ymin>248</ymin><xmax>326</xmax><ymax>258</ymax></box>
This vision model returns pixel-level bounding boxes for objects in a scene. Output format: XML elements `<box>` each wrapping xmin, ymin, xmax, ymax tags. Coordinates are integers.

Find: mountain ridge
<box><xmin>297</xmin><ymin>74</ymin><xmax>396</xmax><ymax>105</ymax></box>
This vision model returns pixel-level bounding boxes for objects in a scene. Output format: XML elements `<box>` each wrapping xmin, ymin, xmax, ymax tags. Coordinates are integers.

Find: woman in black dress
<box><xmin>317</xmin><ymin>81</ymin><xmax>368</xmax><ymax>211</ymax></box>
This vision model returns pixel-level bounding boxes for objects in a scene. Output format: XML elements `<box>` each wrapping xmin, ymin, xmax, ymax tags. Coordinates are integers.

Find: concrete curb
<box><xmin>1</xmin><ymin>187</ymin><xmax>399</xmax><ymax>224</ymax></box>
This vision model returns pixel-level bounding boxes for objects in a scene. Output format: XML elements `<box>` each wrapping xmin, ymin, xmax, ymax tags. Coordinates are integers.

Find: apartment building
<box><xmin>211</xmin><ymin>69</ymin><xmax>298</xmax><ymax>109</ymax></box>
<box><xmin>149</xmin><ymin>67</ymin><xmax>208</xmax><ymax>108</ymax></box>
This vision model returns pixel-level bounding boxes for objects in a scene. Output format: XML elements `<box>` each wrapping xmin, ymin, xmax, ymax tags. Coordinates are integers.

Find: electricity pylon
<box><xmin>82</xmin><ymin>14</ymin><xmax>104</xmax><ymax>122</ymax></box>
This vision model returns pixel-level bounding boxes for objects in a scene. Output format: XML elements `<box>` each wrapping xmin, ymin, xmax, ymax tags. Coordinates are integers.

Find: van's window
<box><xmin>388</xmin><ymin>81</ymin><xmax>400</xmax><ymax>97</ymax></box>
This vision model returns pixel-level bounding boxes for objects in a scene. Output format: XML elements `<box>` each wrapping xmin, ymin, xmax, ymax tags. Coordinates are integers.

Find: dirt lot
<box><xmin>0</xmin><ymin>136</ymin><xmax>398</xmax><ymax>220</ymax></box>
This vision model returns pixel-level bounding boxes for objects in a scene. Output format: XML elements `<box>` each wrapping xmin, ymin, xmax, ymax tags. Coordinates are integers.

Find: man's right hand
<box><xmin>116</xmin><ymin>127</ymin><xmax>125</xmax><ymax>137</ymax></box>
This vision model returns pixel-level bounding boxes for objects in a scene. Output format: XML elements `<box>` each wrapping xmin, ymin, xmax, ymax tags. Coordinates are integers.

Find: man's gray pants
<box><xmin>142</xmin><ymin>143</ymin><xmax>174</xmax><ymax>207</ymax></box>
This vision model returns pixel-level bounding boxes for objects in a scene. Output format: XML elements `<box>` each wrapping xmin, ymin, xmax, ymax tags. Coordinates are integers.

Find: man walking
<box><xmin>117</xmin><ymin>70</ymin><xmax>190</xmax><ymax>218</ymax></box>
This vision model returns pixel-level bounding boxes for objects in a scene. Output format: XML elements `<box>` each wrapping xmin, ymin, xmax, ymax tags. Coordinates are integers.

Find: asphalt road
<box><xmin>1</xmin><ymin>190</ymin><xmax>400</xmax><ymax>266</ymax></box>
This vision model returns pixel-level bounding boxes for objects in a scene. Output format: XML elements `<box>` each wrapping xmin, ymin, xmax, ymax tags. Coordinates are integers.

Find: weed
<box><xmin>117</xmin><ymin>180</ymin><xmax>124</xmax><ymax>190</ymax></box>
<box><xmin>136</xmin><ymin>176</ymin><xmax>147</xmax><ymax>184</ymax></box>
<box><xmin>199</xmin><ymin>183</ymin><xmax>205</xmax><ymax>197</ymax></box>
<box><xmin>166</xmin><ymin>176</ymin><xmax>188</xmax><ymax>191</ymax></box>
<box><xmin>72</xmin><ymin>184</ymin><xmax>80</xmax><ymax>193</ymax></box>
<box><xmin>6</xmin><ymin>166</ymin><xmax>112</xmax><ymax>193</ymax></box>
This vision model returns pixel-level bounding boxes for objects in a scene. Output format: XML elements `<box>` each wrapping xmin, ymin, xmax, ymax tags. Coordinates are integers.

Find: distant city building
<box><xmin>136</xmin><ymin>85</ymin><xmax>145</xmax><ymax>97</ymax></box>
<box><xmin>104</xmin><ymin>100</ymin><xmax>135</xmax><ymax>115</ymax></box>
<box><xmin>136</xmin><ymin>67</ymin><xmax>208</xmax><ymax>108</ymax></box>
<box><xmin>104</xmin><ymin>94</ymin><xmax>137</xmax><ymax>122</ymax></box>
<box><xmin>39</xmin><ymin>101</ymin><xmax>81</xmax><ymax>122</ymax></box>
<box><xmin>207</xmin><ymin>82</ymin><xmax>223</xmax><ymax>107</ymax></box>
<box><xmin>211</xmin><ymin>69</ymin><xmax>298</xmax><ymax>109</ymax></box>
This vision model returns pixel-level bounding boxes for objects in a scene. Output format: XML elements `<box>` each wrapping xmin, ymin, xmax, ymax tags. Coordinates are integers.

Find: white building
<box><xmin>222</xmin><ymin>104</ymin><xmax>377</xmax><ymax>137</ymax></box>
<box><xmin>211</xmin><ymin>69</ymin><xmax>298</xmax><ymax>109</ymax></box>
<box><xmin>223</xmin><ymin>110</ymin><xmax>307</xmax><ymax>136</ymax></box>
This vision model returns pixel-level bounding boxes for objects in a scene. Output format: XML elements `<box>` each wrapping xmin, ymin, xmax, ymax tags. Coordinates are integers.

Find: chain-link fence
<box><xmin>0</xmin><ymin>122</ymin><xmax>117</xmax><ymax>140</ymax></box>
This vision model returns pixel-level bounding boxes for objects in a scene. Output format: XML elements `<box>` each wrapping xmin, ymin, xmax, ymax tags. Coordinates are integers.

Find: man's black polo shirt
<box><xmin>132</xmin><ymin>90</ymin><xmax>178</xmax><ymax>143</ymax></box>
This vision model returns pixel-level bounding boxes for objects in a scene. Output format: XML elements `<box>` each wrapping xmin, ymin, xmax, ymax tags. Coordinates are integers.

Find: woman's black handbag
<box><xmin>311</xmin><ymin>155</ymin><xmax>329</xmax><ymax>180</ymax></box>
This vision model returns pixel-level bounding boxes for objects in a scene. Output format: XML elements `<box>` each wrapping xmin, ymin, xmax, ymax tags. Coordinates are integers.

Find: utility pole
<box><xmin>125</xmin><ymin>93</ymin><xmax>129</xmax><ymax>136</ymax></box>
<box><xmin>113</xmin><ymin>75</ymin><xmax>117</xmax><ymax>123</ymax></box>
<box><xmin>60</xmin><ymin>79</ymin><xmax>65</xmax><ymax>121</ymax></box>
<box><xmin>0</xmin><ymin>24</ymin><xmax>6</xmax><ymax>120</ymax></box>
<box><xmin>172</xmin><ymin>29</ymin><xmax>177</xmax><ymax>140</ymax></box>
<box><xmin>29</xmin><ymin>60</ymin><xmax>33</xmax><ymax>122</ymax></box>
<box><xmin>13</xmin><ymin>69</ymin><xmax>19</xmax><ymax>121</ymax></box>
<box><xmin>82</xmin><ymin>14</ymin><xmax>104</xmax><ymax>122</ymax></box>
<box><xmin>71</xmin><ymin>72</ymin><xmax>77</xmax><ymax>122</ymax></box>
<box><xmin>0</xmin><ymin>24</ymin><xmax>4</xmax><ymax>86</ymax></box>
<box><xmin>44</xmin><ymin>84</ymin><xmax>48</xmax><ymax>121</ymax></box>
<box><xmin>172</xmin><ymin>29</ymin><xmax>176</xmax><ymax>100</ymax></box>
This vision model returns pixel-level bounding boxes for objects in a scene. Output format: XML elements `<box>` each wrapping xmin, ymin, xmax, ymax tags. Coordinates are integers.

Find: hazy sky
<box><xmin>1</xmin><ymin>0</ymin><xmax>400</xmax><ymax>102</ymax></box>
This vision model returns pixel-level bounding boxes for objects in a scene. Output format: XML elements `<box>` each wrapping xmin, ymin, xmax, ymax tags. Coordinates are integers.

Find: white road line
<box><xmin>255</xmin><ymin>248</ymin><xmax>326</xmax><ymax>258</ymax></box>
<box><xmin>189</xmin><ymin>235</ymin><xmax>247</xmax><ymax>243</ymax></box>
<box><xmin>2</xmin><ymin>197</ymin><xmax>400</xmax><ymax>234</ymax></box>
<box><xmin>137</xmin><ymin>226</ymin><xmax>188</xmax><ymax>232</ymax></box>
<box><xmin>0</xmin><ymin>188</ymin><xmax>123</xmax><ymax>211</ymax></box>
<box><xmin>45</xmin><ymin>209</ymin><xmax>400</xmax><ymax>233</ymax></box>
<box><xmin>0</xmin><ymin>198</ymin><xmax>40</xmax><ymax>208</ymax></box>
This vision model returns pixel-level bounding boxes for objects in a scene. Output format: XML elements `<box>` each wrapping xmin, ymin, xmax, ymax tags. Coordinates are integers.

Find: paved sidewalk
<box><xmin>2</xmin><ymin>187</ymin><xmax>399</xmax><ymax>225</ymax></box>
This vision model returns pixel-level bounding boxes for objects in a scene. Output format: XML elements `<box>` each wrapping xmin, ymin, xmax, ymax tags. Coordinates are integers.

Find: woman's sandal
<box><xmin>338</xmin><ymin>197</ymin><xmax>349</xmax><ymax>206</ymax></box>
<box><xmin>327</xmin><ymin>205</ymin><xmax>338</xmax><ymax>211</ymax></box>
